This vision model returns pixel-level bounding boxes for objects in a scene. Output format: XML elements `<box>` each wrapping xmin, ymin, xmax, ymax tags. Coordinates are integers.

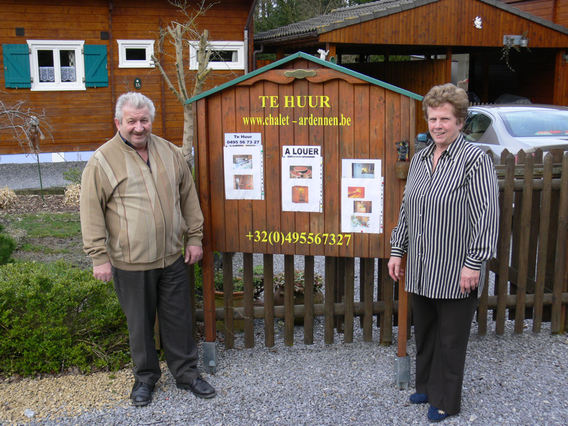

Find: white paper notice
<box><xmin>223</xmin><ymin>133</ymin><xmax>264</xmax><ymax>200</ymax></box>
<box><xmin>340</xmin><ymin>159</ymin><xmax>383</xmax><ymax>234</ymax></box>
<box><xmin>281</xmin><ymin>145</ymin><xmax>323</xmax><ymax>212</ymax></box>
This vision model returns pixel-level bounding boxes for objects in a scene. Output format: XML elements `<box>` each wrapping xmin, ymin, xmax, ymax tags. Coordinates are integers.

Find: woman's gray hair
<box><xmin>115</xmin><ymin>92</ymin><xmax>156</xmax><ymax>122</ymax></box>
<box><xmin>422</xmin><ymin>83</ymin><xmax>469</xmax><ymax>123</ymax></box>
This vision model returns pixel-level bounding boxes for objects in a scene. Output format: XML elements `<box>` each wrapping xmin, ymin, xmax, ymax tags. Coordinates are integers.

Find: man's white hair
<box><xmin>115</xmin><ymin>92</ymin><xmax>156</xmax><ymax>122</ymax></box>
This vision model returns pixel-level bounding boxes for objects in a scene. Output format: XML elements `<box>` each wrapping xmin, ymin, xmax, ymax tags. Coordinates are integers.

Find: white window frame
<box><xmin>117</xmin><ymin>40</ymin><xmax>155</xmax><ymax>68</ymax></box>
<box><xmin>189</xmin><ymin>41</ymin><xmax>245</xmax><ymax>70</ymax></box>
<box><xmin>27</xmin><ymin>40</ymin><xmax>85</xmax><ymax>91</ymax></box>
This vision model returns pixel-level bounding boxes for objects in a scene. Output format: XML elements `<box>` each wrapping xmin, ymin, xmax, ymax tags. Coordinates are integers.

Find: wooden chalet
<box><xmin>0</xmin><ymin>0</ymin><xmax>256</xmax><ymax>155</ymax></box>
<box><xmin>254</xmin><ymin>0</ymin><xmax>568</xmax><ymax>133</ymax></box>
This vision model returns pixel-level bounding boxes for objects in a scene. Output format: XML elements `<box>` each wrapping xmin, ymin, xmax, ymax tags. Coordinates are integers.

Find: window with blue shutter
<box><xmin>3</xmin><ymin>42</ymin><xmax>108</xmax><ymax>90</ymax></box>
<box><xmin>3</xmin><ymin>44</ymin><xmax>31</xmax><ymax>88</ymax></box>
<box><xmin>84</xmin><ymin>44</ymin><xmax>108</xmax><ymax>88</ymax></box>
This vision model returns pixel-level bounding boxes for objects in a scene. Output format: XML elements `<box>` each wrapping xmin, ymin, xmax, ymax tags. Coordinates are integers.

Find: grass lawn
<box><xmin>1</xmin><ymin>210</ymin><xmax>87</xmax><ymax>268</ymax></box>
<box><xmin>9</xmin><ymin>212</ymin><xmax>81</xmax><ymax>238</ymax></box>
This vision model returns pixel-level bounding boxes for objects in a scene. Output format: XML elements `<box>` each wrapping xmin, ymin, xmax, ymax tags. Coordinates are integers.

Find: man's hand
<box><xmin>93</xmin><ymin>262</ymin><xmax>112</xmax><ymax>282</ymax></box>
<box><xmin>185</xmin><ymin>244</ymin><xmax>203</xmax><ymax>265</ymax></box>
<box><xmin>460</xmin><ymin>266</ymin><xmax>480</xmax><ymax>294</ymax></box>
<box><xmin>388</xmin><ymin>256</ymin><xmax>404</xmax><ymax>282</ymax></box>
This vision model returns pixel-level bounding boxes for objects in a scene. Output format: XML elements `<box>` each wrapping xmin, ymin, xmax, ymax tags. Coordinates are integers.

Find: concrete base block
<box><xmin>202</xmin><ymin>342</ymin><xmax>217</xmax><ymax>374</ymax></box>
<box><xmin>395</xmin><ymin>355</ymin><xmax>410</xmax><ymax>390</ymax></box>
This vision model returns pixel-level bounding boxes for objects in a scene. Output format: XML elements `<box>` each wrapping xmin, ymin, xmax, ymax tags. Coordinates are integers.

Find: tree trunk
<box><xmin>183</xmin><ymin>103</ymin><xmax>194</xmax><ymax>170</ymax></box>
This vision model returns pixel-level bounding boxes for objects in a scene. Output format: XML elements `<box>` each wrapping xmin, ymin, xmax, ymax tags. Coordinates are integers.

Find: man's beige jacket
<box><xmin>80</xmin><ymin>133</ymin><xmax>203</xmax><ymax>271</ymax></box>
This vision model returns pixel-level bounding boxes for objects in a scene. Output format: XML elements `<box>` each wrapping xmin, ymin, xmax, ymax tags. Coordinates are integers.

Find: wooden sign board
<box><xmin>191</xmin><ymin>52</ymin><xmax>421</xmax><ymax>259</ymax></box>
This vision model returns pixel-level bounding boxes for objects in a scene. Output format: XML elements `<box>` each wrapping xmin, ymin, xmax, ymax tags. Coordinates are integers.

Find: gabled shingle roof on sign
<box><xmin>187</xmin><ymin>51</ymin><xmax>423</xmax><ymax>104</ymax></box>
<box><xmin>255</xmin><ymin>0</ymin><xmax>568</xmax><ymax>42</ymax></box>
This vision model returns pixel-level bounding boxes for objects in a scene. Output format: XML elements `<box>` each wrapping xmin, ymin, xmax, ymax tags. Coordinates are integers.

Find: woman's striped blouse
<box><xmin>390</xmin><ymin>133</ymin><xmax>499</xmax><ymax>299</ymax></box>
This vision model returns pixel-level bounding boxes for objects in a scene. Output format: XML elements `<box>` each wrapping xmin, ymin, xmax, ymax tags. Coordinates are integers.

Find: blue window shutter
<box><xmin>3</xmin><ymin>44</ymin><xmax>31</xmax><ymax>88</ymax></box>
<box><xmin>84</xmin><ymin>44</ymin><xmax>108</xmax><ymax>88</ymax></box>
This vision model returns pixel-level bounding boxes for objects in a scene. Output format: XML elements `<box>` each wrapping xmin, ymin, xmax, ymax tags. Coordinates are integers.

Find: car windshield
<box><xmin>499</xmin><ymin>110</ymin><xmax>568</xmax><ymax>137</ymax></box>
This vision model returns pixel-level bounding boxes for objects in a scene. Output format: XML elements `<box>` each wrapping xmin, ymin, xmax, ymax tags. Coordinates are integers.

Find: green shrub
<box><xmin>0</xmin><ymin>224</ymin><xmax>15</xmax><ymax>265</ymax></box>
<box><xmin>194</xmin><ymin>262</ymin><xmax>264</xmax><ymax>298</ymax></box>
<box><xmin>63</xmin><ymin>167</ymin><xmax>83</xmax><ymax>185</ymax></box>
<box><xmin>0</xmin><ymin>261</ymin><xmax>130</xmax><ymax>377</ymax></box>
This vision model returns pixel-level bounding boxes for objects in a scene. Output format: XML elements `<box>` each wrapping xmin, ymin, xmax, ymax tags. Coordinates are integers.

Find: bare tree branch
<box><xmin>0</xmin><ymin>98</ymin><xmax>53</xmax><ymax>154</ymax></box>
<box><xmin>151</xmin><ymin>0</ymin><xmax>215</xmax><ymax>169</ymax></box>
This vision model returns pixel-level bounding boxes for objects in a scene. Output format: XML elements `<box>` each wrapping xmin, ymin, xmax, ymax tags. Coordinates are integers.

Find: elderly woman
<box><xmin>388</xmin><ymin>83</ymin><xmax>499</xmax><ymax>422</ymax></box>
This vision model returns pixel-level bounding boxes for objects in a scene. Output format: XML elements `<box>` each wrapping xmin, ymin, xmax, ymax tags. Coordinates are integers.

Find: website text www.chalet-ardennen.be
<box><xmin>242</xmin><ymin>113</ymin><xmax>352</xmax><ymax>126</ymax></box>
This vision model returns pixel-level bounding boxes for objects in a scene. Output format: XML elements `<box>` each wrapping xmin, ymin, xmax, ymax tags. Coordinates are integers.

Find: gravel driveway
<box><xmin>3</xmin><ymin>318</ymin><xmax>565</xmax><ymax>425</ymax></box>
<box><xmin>2</xmin><ymin>166</ymin><xmax>567</xmax><ymax>425</ymax></box>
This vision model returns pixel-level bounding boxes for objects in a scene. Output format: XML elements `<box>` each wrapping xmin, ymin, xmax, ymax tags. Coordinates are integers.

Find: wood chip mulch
<box><xmin>1</xmin><ymin>194</ymin><xmax>78</xmax><ymax>214</ymax></box>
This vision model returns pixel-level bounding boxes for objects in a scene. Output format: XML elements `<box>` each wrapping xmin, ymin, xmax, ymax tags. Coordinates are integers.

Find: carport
<box><xmin>254</xmin><ymin>0</ymin><xmax>568</xmax><ymax>133</ymax></box>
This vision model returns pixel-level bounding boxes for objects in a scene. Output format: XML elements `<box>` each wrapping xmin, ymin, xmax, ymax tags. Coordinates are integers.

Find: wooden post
<box><xmin>304</xmin><ymin>255</ymin><xmax>315</xmax><ymax>345</ymax></box>
<box><xmin>243</xmin><ymin>252</ymin><xmax>254</xmax><ymax>348</ymax></box>
<box><xmin>551</xmin><ymin>153</ymin><xmax>568</xmax><ymax>333</ymax></box>
<box><xmin>380</xmin><ymin>258</ymin><xmax>393</xmax><ymax>345</ymax></box>
<box><xmin>445</xmin><ymin>47</ymin><xmax>452</xmax><ymax>82</ymax></box>
<box><xmin>222</xmin><ymin>252</ymin><xmax>234</xmax><ymax>349</ymax></box>
<box><xmin>514</xmin><ymin>154</ymin><xmax>533</xmax><ymax>333</ymax></box>
<box><xmin>363</xmin><ymin>258</ymin><xmax>374</xmax><ymax>342</ymax></box>
<box><xmin>326</xmin><ymin>43</ymin><xmax>337</xmax><ymax>63</ymax></box>
<box><xmin>202</xmin><ymin>248</ymin><xmax>216</xmax><ymax>342</ymax></box>
<box><xmin>264</xmin><ymin>254</ymin><xmax>275</xmax><ymax>347</ymax></box>
<box><xmin>395</xmin><ymin>255</ymin><xmax>410</xmax><ymax>389</ymax></box>
<box><xmin>397</xmin><ymin>256</ymin><xmax>408</xmax><ymax>358</ymax></box>
<box><xmin>284</xmin><ymin>254</ymin><xmax>295</xmax><ymax>346</ymax></box>
<box><xmin>343</xmin><ymin>257</ymin><xmax>355</xmax><ymax>344</ymax></box>
<box><xmin>533</xmin><ymin>154</ymin><xmax>553</xmax><ymax>332</ymax></box>
<box><xmin>324</xmin><ymin>257</ymin><xmax>336</xmax><ymax>344</ymax></box>
<box><xmin>496</xmin><ymin>153</ymin><xmax>515</xmax><ymax>335</ymax></box>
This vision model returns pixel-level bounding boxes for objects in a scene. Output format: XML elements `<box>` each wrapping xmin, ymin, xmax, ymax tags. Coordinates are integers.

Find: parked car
<box><xmin>462</xmin><ymin>104</ymin><xmax>568</xmax><ymax>160</ymax></box>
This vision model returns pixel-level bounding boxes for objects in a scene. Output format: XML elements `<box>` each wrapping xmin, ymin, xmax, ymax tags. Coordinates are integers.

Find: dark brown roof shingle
<box><xmin>255</xmin><ymin>0</ymin><xmax>568</xmax><ymax>42</ymax></box>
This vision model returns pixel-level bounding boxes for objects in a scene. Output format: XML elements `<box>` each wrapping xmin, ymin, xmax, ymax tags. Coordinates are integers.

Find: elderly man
<box><xmin>80</xmin><ymin>92</ymin><xmax>215</xmax><ymax>406</ymax></box>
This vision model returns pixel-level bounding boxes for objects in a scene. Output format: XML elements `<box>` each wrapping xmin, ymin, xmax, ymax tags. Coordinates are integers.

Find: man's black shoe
<box><xmin>130</xmin><ymin>381</ymin><xmax>154</xmax><ymax>407</ymax></box>
<box><xmin>176</xmin><ymin>376</ymin><xmax>216</xmax><ymax>399</ymax></box>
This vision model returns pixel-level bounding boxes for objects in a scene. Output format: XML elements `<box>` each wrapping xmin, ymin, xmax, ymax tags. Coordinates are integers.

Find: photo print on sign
<box><xmin>281</xmin><ymin>145</ymin><xmax>323</xmax><ymax>212</ymax></box>
<box><xmin>223</xmin><ymin>133</ymin><xmax>264</xmax><ymax>200</ymax></box>
<box><xmin>341</xmin><ymin>159</ymin><xmax>383</xmax><ymax>233</ymax></box>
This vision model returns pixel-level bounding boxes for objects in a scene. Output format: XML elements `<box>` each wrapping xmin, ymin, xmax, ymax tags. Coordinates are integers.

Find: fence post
<box><xmin>303</xmin><ymin>255</ymin><xmax>315</xmax><ymax>345</ymax></box>
<box><xmin>324</xmin><ymin>257</ymin><xmax>336</xmax><ymax>344</ymax></box>
<box><xmin>243</xmin><ymin>252</ymin><xmax>254</xmax><ymax>348</ymax></box>
<box><xmin>263</xmin><ymin>254</ymin><xmax>275</xmax><ymax>347</ymax></box>
<box><xmin>343</xmin><ymin>257</ymin><xmax>355</xmax><ymax>343</ymax></box>
<box><xmin>533</xmin><ymin>154</ymin><xmax>553</xmax><ymax>333</ymax></box>
<box><xmin>284</xmin><ymin>254</ymin><xmax>295</xmax><ymax>346</ymax></box>
<box><xmin>514</xmin><ymin>153</ymin><xmax>534</xmax><ymax>333</ymax></box>
<box><xmin>496</xmin><ymin>153</ymin><xmax>515</xmax><ymax>335</ymax></box>
<box><xmin>551</xmin><ymin>153</ymin><xmax>568</xmax><ymax>333</ymax></box>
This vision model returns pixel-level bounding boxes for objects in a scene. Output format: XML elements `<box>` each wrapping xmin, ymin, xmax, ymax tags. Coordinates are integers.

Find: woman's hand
<box><xmin>460</xmin><ymin>266</ymin><xmax>480</xmax><ymax>294</ymax></box>
<box><xmin>388</xmin><ymin>256</ymin><xmax>404</xmax><ymax>282</ymax></box>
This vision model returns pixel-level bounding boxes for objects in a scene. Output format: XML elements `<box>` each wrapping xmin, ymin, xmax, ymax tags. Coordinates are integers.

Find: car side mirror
<box><xmin>415</xmin><ymin>132</ymin><xmax>430</xmax><ymax>153</ymax></box>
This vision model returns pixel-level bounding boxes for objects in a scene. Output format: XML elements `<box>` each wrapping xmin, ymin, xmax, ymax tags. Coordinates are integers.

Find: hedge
<box><xmin>0</xmin><ymin>261</ymin><xmax>130</xmax><ymax>377</ymax></box>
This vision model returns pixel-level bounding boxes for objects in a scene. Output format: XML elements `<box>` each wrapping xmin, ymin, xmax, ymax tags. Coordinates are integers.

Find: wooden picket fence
<box><xmin>191</xmin><ymin>149</ymin><xmax>568</xmax><ymax>349</ymax></box>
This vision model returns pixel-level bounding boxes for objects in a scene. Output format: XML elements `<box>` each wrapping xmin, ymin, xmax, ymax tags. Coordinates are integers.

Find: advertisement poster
<box><xmin>223</xmin><ymin>133</ymin><xmax>264</xmax><ymax>200</ymax></box>
<box><xmin>340</xmin><ymin>159</ymin><xmax>383</xmax><ymax>233</ymax></box>
<box><xmin>281</xmin><ymin>145</ymin><xmax>323</xmax><ymax>212</ymax></box>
